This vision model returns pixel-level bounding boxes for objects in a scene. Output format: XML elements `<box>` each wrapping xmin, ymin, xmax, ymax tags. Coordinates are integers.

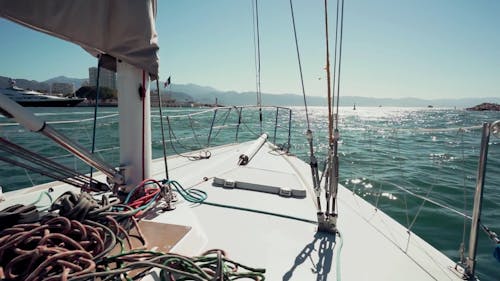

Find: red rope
<box><xmin>126</xmin><ymin>178</ymin><xmax>163</xmax><ymax>212</ymax></box>
<box><xmin>127</xmin><ymin>188</ymin><xmax>160</xmax><ymax>209</ymax></box>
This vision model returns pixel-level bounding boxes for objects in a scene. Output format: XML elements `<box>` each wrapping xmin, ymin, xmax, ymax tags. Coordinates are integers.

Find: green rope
<box><xmin>93</xmin><ymin>250</ymin><xmax>265</xmax><ymax>281</ymax></box>
<box><xmin>164</xmin><ymin>179</ymin><xmax>316</xmax><ymax>225</ymax></box>
<box><xmin>203</xmin><ymin>201</ymin><xmax>316</xmax><ymax>224</ymax></box>
<box><xmin>166</xmin><ymin>180</ymin><xmax>208</xmax><ymax>203</ymax></box>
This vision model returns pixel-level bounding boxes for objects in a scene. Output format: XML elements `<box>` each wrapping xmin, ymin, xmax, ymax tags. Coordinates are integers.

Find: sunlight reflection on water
<box><xmin>1</xmin><ymin>106</ymin><xmax>499</xmax><ymax>280</ymax></box>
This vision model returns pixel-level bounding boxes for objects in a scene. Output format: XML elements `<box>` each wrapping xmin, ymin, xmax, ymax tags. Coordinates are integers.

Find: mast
<box><xmin>117</xmin><ymin>61</ymin><xmax>152</xmax><ymax>191</ymax></box>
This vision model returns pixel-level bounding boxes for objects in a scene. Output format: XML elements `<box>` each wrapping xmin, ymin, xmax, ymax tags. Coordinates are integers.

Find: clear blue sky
<box><xmin>1</xmin><ymin>0</ymin><xmax>499</xmax><ymax>99</ymax></box>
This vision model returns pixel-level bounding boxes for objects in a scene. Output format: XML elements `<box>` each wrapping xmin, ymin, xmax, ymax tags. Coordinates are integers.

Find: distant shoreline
<box><xmin>466</xmin><ymin>102</ymin><xmax>500</xmax><ymax>111</ymax></box>
<box><xmin>76</xmin><ymin>101</ymin><xmax>222</xmax><ymax>108</ymax></box>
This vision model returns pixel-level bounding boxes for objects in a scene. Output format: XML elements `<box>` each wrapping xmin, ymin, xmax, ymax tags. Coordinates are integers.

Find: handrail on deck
<box><xmin>162</xmin><ymin>105</ymin><xmax>293</xmax><ymax>151</ymax></box>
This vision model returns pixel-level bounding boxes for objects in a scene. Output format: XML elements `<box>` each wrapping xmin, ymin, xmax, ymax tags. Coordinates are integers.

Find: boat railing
<box><xmin>0</xmin><ymin>105</ymin><xmax>293</xmax><ymax>190</ymax></box>
<box><xmin>157</xmin><ymin>105</ymin><xmax>293</xmax><ymax>152</ymax></box>
<box><xmin>333</xmin><ymin>120</ymin><xmax>500</xmax><ymax>279</ymax></box>
<box><xmin>1</xmin><ymin>108</ymin><xmax>498</xmax><ymax>278</ymax></box>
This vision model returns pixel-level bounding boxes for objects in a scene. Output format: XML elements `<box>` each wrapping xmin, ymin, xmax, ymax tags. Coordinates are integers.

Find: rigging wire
<box><xmin>251</xmin><ymin>0</ymin><xmax>258</xmax><ymax>95</ymax></box>
<box><xmin>251</xmin><ymin>0</ymin><xmax>262</xmax><ymax>108</ymax></box>
<box><xmin>252</xmin><ymin>0</ymin><xmax>264</xmax><ymax>133</ymax></box>
<box><xmin>0</xmin><ymin>137</ymin><xmax>108</xmax><ymax>191</ymax></box>
<box><xmin>289</xmin><ymin>0</ymin><xmax>322</xmax><ymax>214</ymax></box>
<box><xmin>324</xmin><ymin>0</ymin><xmax>334</xmax><ymax>145</ymax></box>
<box><xmin>323</xmin><ymin>0</ymin><xmax>334</xmax><ymax>217</ymax></box>
<box><xmin>324</xmin><ymin>0</ymin><xmax>345</xmax><ymax>223</ymax></box>
<box><xmin>288</xmin><ymin>0</ymin><xmax>310</xmax><ymax>131</ymax></box>
<box><xmin>156</xmin><ymin>79</ymin><xmax>170</xmax><ymax>180</ymax></box>
<box><xmin>335</xmin><ymin>0</ymin><xmax>345</xmax><ymax>129</ymax></box>
<box><xmin>0</xmin><ymin>155</ymin><xmax>87</xmax><ymax>189</ymax></box>
<box><xmin>331</xmin><ymin>0</ymin><xmax>340</xmax><ymax>121</ymax></box>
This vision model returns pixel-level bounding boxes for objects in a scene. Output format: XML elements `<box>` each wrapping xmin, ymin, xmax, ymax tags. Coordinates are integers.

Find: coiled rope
<box><xmin>0</xmin><ymin>217</ymin><xmax>105</xmax><ymax>281</ymax></box>
<box><xmin>0</xmin><ymin>182</ymin><xmax>267</xmax><ymax>280</ymax></box>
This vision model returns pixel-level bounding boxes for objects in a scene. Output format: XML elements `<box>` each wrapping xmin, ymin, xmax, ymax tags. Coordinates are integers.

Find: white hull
<box><xmin>1</xmin><ymin>139</ymin><xmax>464</xmax><ymax>280</ymax></box>
<box><xmin>0</xmin><ymin>87</ymin><xmax>84</xmax><ymax>107</ymax></box>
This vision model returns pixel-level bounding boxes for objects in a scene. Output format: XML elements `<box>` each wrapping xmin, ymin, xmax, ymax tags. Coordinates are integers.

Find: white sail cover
<box><xmin>0</xmin><ymin>0</ymin><xmax>159</xmax><ymax>78</ymax></box>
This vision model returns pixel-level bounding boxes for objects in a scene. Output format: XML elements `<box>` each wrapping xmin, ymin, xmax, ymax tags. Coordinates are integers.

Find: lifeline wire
<box><xmin>163</xmin><ymin>107</ymin><xmax>233</xmax><ymax>159</ymax></box>
<box><xmin>165</xmin><ymin>116</ymin><xmax>212</xmax><ymax>160</ymax></box>
<box><xmin>188</xmin><ymin>114</ymin><xmax>206</xmax><ymax>148</ymax></box>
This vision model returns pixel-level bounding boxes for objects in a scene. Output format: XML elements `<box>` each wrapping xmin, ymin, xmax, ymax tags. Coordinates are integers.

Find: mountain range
<box><xmin>161</xmin><ymin>83</ymin><xmax>500</xmax><ymax>108</ymax></box>
<box><xmin>0</xmin><ymin>75</ymin><xmax>87</xmax><ymax>92</ymax></box>
<box><xmin>1</xmin><ymin>75</ymin><xmax>498</xmax><ymax>108</ymax></box>
<box><xmin>43</xmin><ymin>76</ymin><xmax>88</xmax><ymax>89</ymax></box>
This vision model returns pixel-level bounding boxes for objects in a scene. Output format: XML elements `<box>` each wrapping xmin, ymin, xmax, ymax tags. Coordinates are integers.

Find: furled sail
<box><xmin>0</xmin><ymin>0</ymin><xmax>159</xmax><ymax>78</ymax></box>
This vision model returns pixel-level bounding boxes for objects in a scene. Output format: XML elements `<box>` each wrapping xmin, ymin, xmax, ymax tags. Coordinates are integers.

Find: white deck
<box><xmin>1</xmin><ymin>139</ymin><xmax>465</xmax><ymax>280</ymax></box>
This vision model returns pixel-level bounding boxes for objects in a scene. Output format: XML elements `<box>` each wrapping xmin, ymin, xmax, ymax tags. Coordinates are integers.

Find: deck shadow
<box><xmin>282</xmin><ymin>231</ymin><xmax>337</xmax><ymax>281</ymax></box>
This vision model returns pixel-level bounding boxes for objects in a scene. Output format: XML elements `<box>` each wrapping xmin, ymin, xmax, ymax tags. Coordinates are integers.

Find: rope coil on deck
<box><xmin>0</xmin><ymin>217</ymin><xmax>102</xmax><ymax>281</ymax></box>
<box><xmin>0</xmin><ymin>179</ymin><xmax>267</xmax><ymax>280</ymax></box>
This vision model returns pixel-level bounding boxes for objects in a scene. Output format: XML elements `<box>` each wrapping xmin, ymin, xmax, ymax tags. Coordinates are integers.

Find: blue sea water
<box><xmin>0</xmin><ymin>106</ymin><xmax>499</xmax><ymax>280</ymax></box>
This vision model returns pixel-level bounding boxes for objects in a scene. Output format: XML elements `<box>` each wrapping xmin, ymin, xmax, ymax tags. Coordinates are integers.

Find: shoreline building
<box><xmin>50</xmin><ymin>82</ymin><xmax>74</xmax><ymax>96</ymax></box>
<box><xmin>88</xmin><ymin>67</ymin><xmax>116</xmax><ymax>90</ymax></box>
